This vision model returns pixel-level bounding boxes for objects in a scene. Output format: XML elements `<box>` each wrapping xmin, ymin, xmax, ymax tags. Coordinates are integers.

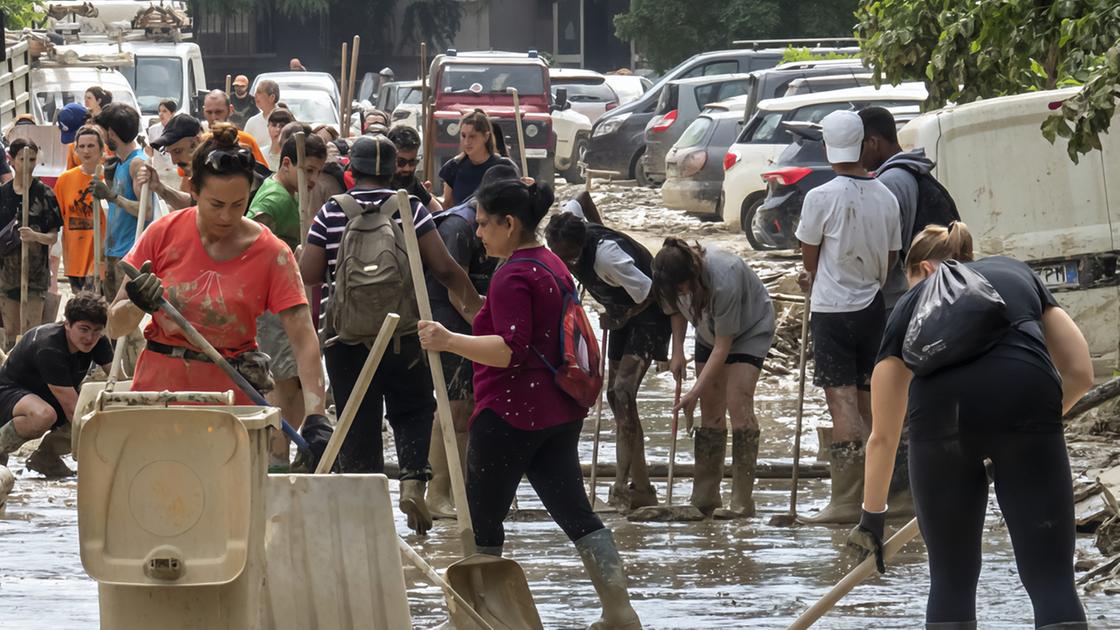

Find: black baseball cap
<box><xmin>348</xmin><ymin>135</ymin><xmax>396</xmax><ymax>177</ymax></box>
<box><xmin>151</xmin><ymin>114</ymin><xmax>202</xmax><ymax>150</ymax></box>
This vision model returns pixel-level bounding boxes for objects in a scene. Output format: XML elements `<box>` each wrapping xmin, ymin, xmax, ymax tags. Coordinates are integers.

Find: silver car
<box><xmin>661</xmin><ymin>110</ymin><xmax>745</xmax><ymax>217</ymax></box>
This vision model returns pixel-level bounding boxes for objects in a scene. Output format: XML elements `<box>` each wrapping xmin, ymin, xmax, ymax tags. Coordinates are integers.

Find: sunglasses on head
<box><xmin>204</xmin><ymin>147</ymin><xmax>254</xmax><ymax>172</ymax></box>
<box><xmin>397</xmin><ymin>157</ymin><xmax>419</xmax><ymax>168</ymax></box>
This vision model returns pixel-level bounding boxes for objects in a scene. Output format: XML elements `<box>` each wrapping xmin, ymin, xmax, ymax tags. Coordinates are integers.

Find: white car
<box><xmin>251</xmin><ymin>72</ymin><xmax>346</xmax><ymax>134</ymax></box>
<box><xmin>552</xmin><ymin>104</ymin><xmax>592</xmax><ymax>184</ymax></box>
<box><xmin>384</xmin><ymin>80</ymin><xmax>423</xmax><ymax>130</ymax></box>
<box><xmin>603</xmin><ymin>74</ymin><xmax>652</xmax><ymax>106</ymax></box>
<box><xmin>721</xmin><ymin>83</ymin><xmax>928</xmax><ymax>232</ymax></box>
<box><xmin>549</xmin><ymin>68</ymin><xmax>619</xmax><ymax>124</ymax></box>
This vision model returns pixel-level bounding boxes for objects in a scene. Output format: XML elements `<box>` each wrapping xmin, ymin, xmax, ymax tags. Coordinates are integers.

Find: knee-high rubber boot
<box><xmin>0</xmin><ymin>422</ymin><xmax>29</xmax><ymax>460</ymax></box>
<box><xmin>799</xmin><ymin>441</ymin><xmax>864</xmax><ymax>525</ymax></box>
<box><xmin>715</xmin><ymin>428</ymin><xmax>759</xmax><ymax>519</ymax></box>
<box><xmin>426</xmin><ymin>421</ymin><xmax>456</xmax><ymax>519</ymax></box>
<box><xmin>690</xmin><ymin>427</ymin><xmax>726</xmax><ymax>517</ymax></box>
<box><xmin>925</xmin><ymin>623</ymin><xmax>977</xmax><ymax>629</ymax></box>
<box><xmin>574</xmin><ymin>528</ymin><xmax>642</xmax><ymax>630</ymax></box>
<box><xmin>26</xmin><ymin>425</ymin><xmax>74</xmax><ymax>478</ymax></box>
<box><xmin>399</xmin><ymin>475</ymin><xmax>433</xmax><ymax>536</ymax></box>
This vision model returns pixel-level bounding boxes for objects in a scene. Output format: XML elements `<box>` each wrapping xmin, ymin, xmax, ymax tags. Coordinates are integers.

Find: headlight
<box><xmin>447</xmin><ymin>122</ymin><xmax>460</xmax><ymax>136</ymax></box>
<box><xmin>525</xmin><ymin>124</ymin><xmax>539</xmax><ymax>138</ymax></box>
<box><xmin>592</xmin><ymin>113</ymin><xmax>629</xmax><ymax>138</ymax></box>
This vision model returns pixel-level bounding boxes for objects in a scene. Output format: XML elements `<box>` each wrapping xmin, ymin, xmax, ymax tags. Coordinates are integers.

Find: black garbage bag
<box><xmin>902</xmin><ymin>260</ymin><xmax>1010</xmax><ymax>376</ymax></box>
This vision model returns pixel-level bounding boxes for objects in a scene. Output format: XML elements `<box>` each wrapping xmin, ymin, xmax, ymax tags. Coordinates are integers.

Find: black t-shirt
<box><xmin>0</xmin><ymin>323</ymin><xmax>112</xmax><ymax>415</ymax></box>
<box><xmin>0</xmin><ymin>179</ymin><xmax>63</xmax><ymax>294</ymax></box>
<box><xmin>438</xmin><ymin>154</ymin><xmax>514</xmax><ymax>202</ymax></box>
<box><xmin>404</xmin><ymin>176</ymin><xmax>433</xmax><ymax>206</ymax></box>
<box><xmin>878</xmin><ymin>256</ymin><xmax>1060</xmax><ymax>380</ymax></box>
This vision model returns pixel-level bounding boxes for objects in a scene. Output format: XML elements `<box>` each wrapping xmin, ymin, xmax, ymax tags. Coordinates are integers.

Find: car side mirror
<box><xmin>554</xmin><ymin>87</ymin><xmax>569</xmax><ymax>111</ymax></box>
<box><xmin>193</xmin><ymin>91</ymin><xmax>207</xmax><ymax>116</ymax></box>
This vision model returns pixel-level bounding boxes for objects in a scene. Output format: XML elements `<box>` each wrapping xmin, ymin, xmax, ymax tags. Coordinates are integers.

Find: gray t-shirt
<box><xmin>876</xmin><ymin>149</ymin><xmax>933</xmax><ymax>309</ymax></box>
<box><xmin>675</xmin><ymin>247</ymin><xmax>775</xmax><ymax>358</ymax></box>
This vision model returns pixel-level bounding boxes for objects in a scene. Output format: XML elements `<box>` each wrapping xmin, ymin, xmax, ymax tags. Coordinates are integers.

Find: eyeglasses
<box><xmin>204</xmin><ymin>147</ymin><xmax>254</xmax><ymax>172</ymax></box>
<box><xmin>397</xmin><ymin>158</ymin><xmax>419</xmax><ymax>168</ymax></box>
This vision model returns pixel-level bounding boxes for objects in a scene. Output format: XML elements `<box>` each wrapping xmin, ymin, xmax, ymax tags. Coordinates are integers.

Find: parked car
<box><xmin>251</xmin><ymin>71</ymin><xmax>343</xmax><ymax>133</ymax></box>
<box><xmin>661</xmin><ymin>110</ymin><xmax>745</xmax><ymax>216</ymax></box>
<box><xmin>783</xmin><ymin>73</ymin><xmax>874</xmax><ymax>97</ymax></box>
<box><xmin>383</xmin><ymin>80</ymin><xmax>423</xmax><ymax>129</ymax></box>
<box><xmin>549</xmin><ymin>68</ymin><xmax>618</xmax><ymax>123</ymax></box>
<box><xmin>752</xmin><ymin>110</ymin><xmax>917</xmax><ymax>250</ymax></box>
<box><xmin>642</xmin><ymin>73</ymin><xmax>753</xmax><ymax>185</ymax></box>
<box><xmin>739</xmin><ymin>59</ymin><xmax>867</xmax><ymax>120</ymax></box>
<box><xmin>899</xmin><ymin>87</ymin><xmax>1120</xmax><ymax>374</ymax></box>
<box><xmin>586</xmin><ymin>45</ymin><xmax>856</xmax><ymax>184</ymax></box>
<box><xmin>721</xmin><ymin>83</ymin><xmax>928</xmax><ymax>234</ymax></box>
<box><xmin>603</xmin><ymin>74</ymin><xmax>651</xmax><ymax>106</ymax></box>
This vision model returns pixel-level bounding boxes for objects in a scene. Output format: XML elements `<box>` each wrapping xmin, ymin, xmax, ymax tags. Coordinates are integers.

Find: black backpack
<box><xmin>878</xmin><ymin>162</ymin><xmax>961</xmax><ymax>246</ymax></box>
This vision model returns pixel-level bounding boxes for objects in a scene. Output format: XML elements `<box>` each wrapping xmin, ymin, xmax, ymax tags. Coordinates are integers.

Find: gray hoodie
<box><xmin>876</xmin><ymin>148</ymin><xmax>936</xmax><ymax>309</ymax></box>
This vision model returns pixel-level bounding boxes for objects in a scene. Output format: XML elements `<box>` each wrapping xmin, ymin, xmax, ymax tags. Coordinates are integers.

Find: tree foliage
<box><xmin>401</xmin><ymin>0</ymin><xmax>462</xmax><ymax>52</ymax></box>
<box><xmin>857</xmin><ymin>0</ymin><xmax>1120</xmax><ymax>162</ymax></box>
<box><xmin>1</xmin><ymin>0</ymin><xmax>45</xmax><ymax>28</ymax></box>
<box><xmin>614</xmin><ymin>0</ymin><xmax>860</xmax><ymax>73</ymax></box>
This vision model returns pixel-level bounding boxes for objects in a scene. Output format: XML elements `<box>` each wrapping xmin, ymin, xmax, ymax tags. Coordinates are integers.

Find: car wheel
<box><xmin>562</xmin><ymin>135</ymin><xmax>589</xmax><ymax>184</ymax></box>
<box><xmin>742</xmin><ymin>197</ymin><xmax>777</xmax><ymax>251</ymax></box>
<box><xmin>633</xmin><ymin>149</ymin><xmax>653</xmax><ymax>188</ymax></box>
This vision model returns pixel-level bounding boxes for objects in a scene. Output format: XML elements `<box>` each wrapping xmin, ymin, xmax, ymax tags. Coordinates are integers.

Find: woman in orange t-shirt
<box><xmin>53</xmin><ymin>125</ymin><xmax>107</xmax><ymax>291</ymax></box>
<box><xmin>107</xmin><ymin>124</ymin><xmax>327</xmax><ymax>428</ymax></box>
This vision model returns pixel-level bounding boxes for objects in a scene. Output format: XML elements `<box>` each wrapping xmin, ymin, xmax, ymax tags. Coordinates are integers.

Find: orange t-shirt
<box><xmin>123</xmin><ymin>208</ymin><xmax>306</xmax><ymax>403</ymax></box>
<box><xmin>53</xmin><ymin>166</ymin><xmax>107</xmax><ymax>278</ymax></box>
<box><xmin>66</xmin><ymin>144</ymin><xmax>80</xmax><ymax>170</ymax></box>
<box><xmin>237</xmin><ymin>130</ymin><xmax>268</xmax><ymax>167</ymax></box>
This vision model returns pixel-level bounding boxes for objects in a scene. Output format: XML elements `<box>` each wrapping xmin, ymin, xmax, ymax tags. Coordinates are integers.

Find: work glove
<box><xmin>846</xmin><ymin>508</ymin><xmax>887</xmax><ymax>573</ymax></box>
<box><xmin>124</xmin><ymin>261</ymin><xmax>164</xmax><ymax>313</ymax></box>
<box><xmin>290</xmin><ymin>413</ymin><xmax>334</xmax><ymax>473</ymax></box>
<box><xmin>90</xmin><ymin>178</ymin><xmax>118</xmax><ymax>203</ymax></box>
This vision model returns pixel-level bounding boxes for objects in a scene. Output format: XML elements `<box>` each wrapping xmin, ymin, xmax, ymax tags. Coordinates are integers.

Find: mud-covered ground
<box><xmin>2</xmin><ymin>179</ymin><xmax>1118</xmax><ymax>628</ymax></box>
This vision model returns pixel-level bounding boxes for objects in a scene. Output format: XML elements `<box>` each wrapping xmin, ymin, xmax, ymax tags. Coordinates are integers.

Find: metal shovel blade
<box><xmin>445</xmin><ymin>554</ymin><xmax>543</xmax><ymax>630</ymax></box>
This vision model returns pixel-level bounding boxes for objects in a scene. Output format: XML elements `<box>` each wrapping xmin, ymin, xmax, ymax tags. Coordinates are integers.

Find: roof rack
<box><xmin>37</xmin><ymin>47</ymin><xmax>134</xmax><ymax>68</ymax></box>
<box><xmin>732</xmin><ymin>37</ymin><xmax>859</xmax><ymax>49</ymax></box>
<box><xmin>45</xmin><ymin>2</ymin><xmax>192</xmax><ymax>44</ymax></box>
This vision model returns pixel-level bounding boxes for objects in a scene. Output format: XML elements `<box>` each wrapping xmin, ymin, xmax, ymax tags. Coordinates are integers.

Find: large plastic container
<box><xmin>77</xmin><ymin>393</ymin><xmax>277</xmax><ymax>630</ymax></box>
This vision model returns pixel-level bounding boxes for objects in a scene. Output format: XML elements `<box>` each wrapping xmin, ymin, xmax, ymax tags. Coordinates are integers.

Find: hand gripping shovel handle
<box><xmin>118</xmin><ymin>261</ymin><xmax>311</xmax><ymax>452</ymax></box>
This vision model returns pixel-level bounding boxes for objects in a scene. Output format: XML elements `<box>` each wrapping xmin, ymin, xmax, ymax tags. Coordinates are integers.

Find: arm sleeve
<box><xmin>410</xmin><ymin>200</ymin><xmax>436</xmax><ymax>238</ymax></box>
<box><xmin>1029</xmin><ymin>264</ymin><xmax>1060</xmax><ymax>309</ymax></box>
<box><xmin>439</xmin><ymin>217</ymin><xmax>473</xmax><ymax>270</ymax></box>
<box><xmin>885</xmin><ymin>194</ymin><xmax>902</xmax><ymax>251</ymax></box>
<box><xmin>593</xmin><ymin>241</ymin><xmax>651</xmax><ymax>303</ymax></box>
<box><xmin>245</xmin><ymin>192</ymin><xmax>278</xmax><ymax>222</ymax></box>
<box><xmin>485</xmin><ymin>270</ymin><xmax>538</xmax><ymax>368</ymax></box>
<box><xmin>438</xmin><ymin>159</ymin><xmax>457</xmax><ymax>188</ymax></box>
<box><xmin>266</xmin><ymin>243</ymin><xmax>308</xmax><ymax>315</ymax></box>
<box><xmin>794</xmin><ymin>189</ymin><xmax>825</xmax><ymax>246</ymax></box>
<box><xmin>306</xmin><ymin>201</ymin><xmax>335</xmax><ymax>249</ymax></box>
<box><xmin>878</xmin><ymin>170</ymin><xmax>919</xmax><ymax>250</ymax></box>
<box><xmin>39</xmin><ymin>186</ymin><xmax>63</xmax><ymax>232</ymax></box>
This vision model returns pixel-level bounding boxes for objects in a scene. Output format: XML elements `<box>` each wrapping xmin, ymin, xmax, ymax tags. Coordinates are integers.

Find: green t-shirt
<box><xmin>246</xmin><ymin>176</ymin><xmax>300</xmax><ymax>250</ymax></box>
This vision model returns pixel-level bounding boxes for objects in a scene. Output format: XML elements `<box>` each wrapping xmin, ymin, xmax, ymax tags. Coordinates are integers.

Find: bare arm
<box><xmin>441</xmin><ymin>183</ymin><xmax>455</xmax><ymax>208</ymax></box>
<box><xmin>299</xmin><ymin>243</ymin><xmax>327</xmax><ymax>286</ymax></box>
<box><xmin>801</xmin><ymin>242</ymin><xmax>821</xmax><ymax>277</ymax></box>
<box><xmin>138</xmin><ymin>164</ymin><xmax>193</xmax><ymax>210</ymax></box>
<box><xmin>47</xmin><ymin>384</ymin><xmax>79</xmax><ymax>423</ymax></box>
<box><xmin>419</xmin><ymin>229</ymin><xmax>483</xmax><ymax>322</ymax></box>
<box><xmin>863</xmin><ymin>357</ymin><xmax>911</xmax><ymax>512</ymax></box>
<box><xmin>426</xmin><ymin>196</ymin><xmax>443</xmax><ymax>213</ymax></box>
<box><xmin>1042</xmin><ymin>306</ymin><xmax>1094</xmax><ymax>414</ymax></box>
<box><xmin>277</xmin><ymin>304</ymin><xmax>327</xmax><ymax>416</ymax></box>
<box><xmin>19</xmin><ymin>228</ymin><xmax>57</xmax><ymax>246</ymax></box>
<box><xmin>418</xmin><ymin>320</ymin><xmax>511</xmax><ymax>368</ymax></box>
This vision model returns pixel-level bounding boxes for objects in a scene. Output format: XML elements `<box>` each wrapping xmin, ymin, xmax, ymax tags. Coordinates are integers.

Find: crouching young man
<box><xmin>0</xmin><ymin>292</ymin><xmax>112</xmax><ymax>495</ymax></box>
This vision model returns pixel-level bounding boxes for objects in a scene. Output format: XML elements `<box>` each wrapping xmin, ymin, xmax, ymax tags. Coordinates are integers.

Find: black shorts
<box><xmin>694</xmin><ymin>339</ymin><xmax>765</xmax><ymax>369</ymax></box>
<box><xmin>440</xmin><ymin>350</ymin><xmax>474</xmax><ymax>401</ymax></box>
<box><xmin>810</xmin><ymin>292</ymin><xmax>885</xmax><ymax>390</ymax></box>
<box><xmin>0</xmin><ymin>384</ymin><xmax>62</xmax><ymax>429</ymax></box>
<box><xmin>606</xmin><ymin>311</ymin><xmax>671</xmax><ymax>363</ymax></box>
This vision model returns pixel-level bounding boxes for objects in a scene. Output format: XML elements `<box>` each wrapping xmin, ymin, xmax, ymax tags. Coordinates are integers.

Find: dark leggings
<box><xmin>468</xmin><ymin>409</ymin><xmax>603</xmax><ymax>548</ymax></box>
<box><xmin>324</xmin><ymin>335</ymin><xmax>435</xmax><ymax>478</ymax></box>
<box><xmin>910</xmin><ymin>358</ymin><xmax>1084</xmax><ymax>626</ymax></box>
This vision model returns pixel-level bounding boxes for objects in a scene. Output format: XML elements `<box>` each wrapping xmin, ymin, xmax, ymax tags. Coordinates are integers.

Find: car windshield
<box><xmin>400</xmin><ymin>86</ymin><xmax>422</xmax><ymax>105</ymax></box>
<box><xmin>439</xmin><ymin>64</ymin><xmax>545</xmax><ymax>95</ymax></box>
<box><xmin>35</xmin><ymin>85</ymin><xmax>139</xmax><ymax>124</ymax></box>
<box><xmin>121</xmin><ymin>57</ymin><xmax>183</xmax><ymax>114</ymax></box>
<box><xmin>282</xmin><ymin>93</ymin><xmax>339</xmax><ymax>125</ymax></box>
<box><xmin>675</xmin><ymin>116</ymin><xmax>713</xmax><ymax>148</ymax></box>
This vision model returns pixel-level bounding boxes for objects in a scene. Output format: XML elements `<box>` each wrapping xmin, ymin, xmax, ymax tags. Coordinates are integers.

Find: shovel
<box><xmin>628</xmin><ymin>375</ymin><xmax>703</xmax><ymax>522</ymax></box>
<box><xmin>507</xmin><ymin>87</ymin><xmax>530</xmax><ymax>177</ymax></box>
<box><xmin>396</xmin><ymin>190</ymin><xmax>543</xmax><ymax>630</ymax></box>
<box><xmin>118</xmin><ymin>261</ymin><xmax>313</xmax><ymax>455</ymax></box>
<box><xmin>770</xmin><ymin>294</ymin><xmax>811</xmax><ymax>528</ymax></box>
<box><xmin>588</xmin><ymin>328</ymin><xmax>608</xmax><ymax>510</ymax></box>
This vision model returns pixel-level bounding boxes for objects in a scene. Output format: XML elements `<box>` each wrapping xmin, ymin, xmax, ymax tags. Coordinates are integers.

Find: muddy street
<box><xmin>1</xmin><ymin>183</ymin><xmax>1117</xmax><ymax>628</ymax></box>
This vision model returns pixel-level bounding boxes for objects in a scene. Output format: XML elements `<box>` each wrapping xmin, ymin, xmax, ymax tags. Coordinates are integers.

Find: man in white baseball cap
<box><xmin>792</xmin><ymin>109</ymin><xmax>902</xmax><ymax>525</ymax></box>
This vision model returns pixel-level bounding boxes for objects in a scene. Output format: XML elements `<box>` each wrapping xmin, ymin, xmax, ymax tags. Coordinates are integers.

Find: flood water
<box><xmin>2</xmin><ymin>338</ymin><xmax>1117</xmax><ymax>628</ymax></box>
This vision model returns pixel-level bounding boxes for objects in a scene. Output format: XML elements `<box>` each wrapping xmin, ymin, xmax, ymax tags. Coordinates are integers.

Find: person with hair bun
<box><xmin>106</xmin><ymin>123</ymin><xmax>330</xmax><ymax>458</ymax></box>
<box><xmin>849</xmin><ymin>221</ymin><xmax>1094</xmax><ymax>629</ymax></box>
<box><xmin>545</xmin><ymin>193</ymin><xmax>669</xmax><ymax>513</ymax></box>
<box><xmin>438</xmin><ymin>109</ymin><xmax>517</xmax><ymax>207</ymax></box>
<box><xmin>418</xmin><ymin>178</ymin><xmax>642</xmax><ymax>629</ymax></box>
<box><xmin>651</xmin><ymin>239</ymin><xmax>774</xmax><ymax>520</ymax></box>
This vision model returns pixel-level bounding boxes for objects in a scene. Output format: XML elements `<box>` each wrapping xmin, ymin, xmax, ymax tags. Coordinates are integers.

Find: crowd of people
<box><xmin>0</xmin><ymin>71</ymin><xmax>1099</xmax><ymax>629</ymax></box>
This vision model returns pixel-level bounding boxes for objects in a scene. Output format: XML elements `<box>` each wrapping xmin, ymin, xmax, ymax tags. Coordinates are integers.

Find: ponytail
<box><xmin>190</xmin><ymin>122</ymin><xmax>256</xmax><ymax>189</ymax></box>
<box><xmin>906</xmin><ymin>221</ymin><xmax>974</xmax><ymax>274</ymax></box>
<box><xmin>652</xmin><ymin>238</ymin><xmax>709</xmax><ymax>322</ymax></box>
<box><xmin>476</xmin><ymin>177</ymin><xmax>554</xmax><ymax>236</ymax></box>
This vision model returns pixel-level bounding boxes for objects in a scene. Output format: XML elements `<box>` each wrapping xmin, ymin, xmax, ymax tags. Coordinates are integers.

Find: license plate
<box><xmin>1038</xmin><ymin>261</ymin><xmax>1079</xmax><ymax>288</ymax></box>
<box><xmin>525</xmin><ymin>148</ymin><xmax>548</xmax><ymax>159</ymax></box>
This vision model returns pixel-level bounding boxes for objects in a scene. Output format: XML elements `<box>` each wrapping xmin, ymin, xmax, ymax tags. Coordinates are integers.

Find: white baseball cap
<box><xmin>821</xmin><ymin>110</ymin><xmax>864</xmax><ymax>164</ymax></box>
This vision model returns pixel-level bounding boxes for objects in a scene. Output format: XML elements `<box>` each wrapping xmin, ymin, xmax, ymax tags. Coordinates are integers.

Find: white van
<box><xmin>899</xmin><ymin>88</ymin><xmax>1120</xmax><ymax>373</ymax></box>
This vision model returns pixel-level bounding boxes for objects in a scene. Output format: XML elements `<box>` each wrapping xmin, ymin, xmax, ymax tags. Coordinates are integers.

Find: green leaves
<box><xmin>857</xmin><ymin>0</ymin><xmax>1120</xmax><ymax>161</ymax></box>
<box><xmin>0</xmin><ymin>0</ymin><xmax>45</xmax><ymax>28</ymax></box>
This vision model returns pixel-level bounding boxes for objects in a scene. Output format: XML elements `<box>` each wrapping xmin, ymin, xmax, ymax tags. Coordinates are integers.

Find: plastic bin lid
<box><xmin>77</xmin><ymin>407</ymin><xmax>254</xmax><ymax>586</ymax></box>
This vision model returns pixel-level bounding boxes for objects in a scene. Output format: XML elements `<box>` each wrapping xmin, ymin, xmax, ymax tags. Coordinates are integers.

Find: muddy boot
<box><xmin>399</xmin><ymin>477</ymin><xmax>433</xmax><ymax>536</ymax></box>
<box><xmin>0</xmin><ymin>422</ymin><xmax>29</xmax><ymax>460</ymax></box>
<box><xmin>715</xmin><ymin>428</ymin><xmax>759</xmax><ymax>519</ymax></box>
<box><xmin>627</xmin><ymin>482</ymin><xmax>657</xmax><ymax>511</ymax></box>
<box><xmin>690</xmin><ymin>427</ymin><xmax>726</xmax><ymax>518</ymax></box>
<box><xmin>1036</xmin><ymin>623</ymin><xmax>1088</xmax><ymax>629</ymax></box>
<box><xmin>27</xmin><ymin>426</ymin><xmax>74</xmax><ymax>478</ymax></box>
<box><xmin>574</xmin><ymin>528</ymin><xmax>642</xmax><ymax>630</ymax></box>
<box><xmin>799</xmin><ymin>442</ymin><xmax>864</xmax><ymax>525</ymax></box>
<box><xmin>0</xmin><ymin>463</ymin><xmax>14</xmax><ymax>511</ymax></box>
<box><xmin>925</xmin><ymin>623</ymin><xmax>977</xmax><ymax>629</ymax></box>
<box><xmin>608</xmin><ymin>482</ymin><xmax>631</xmax><ymax>511</ymax></box>
<box><xmin>426</xmin><ymin>422</ymin><xmax>456</xmax><ymax>519</ymax></box>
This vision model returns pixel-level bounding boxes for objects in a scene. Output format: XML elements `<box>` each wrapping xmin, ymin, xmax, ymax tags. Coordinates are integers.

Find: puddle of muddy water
<box><xmin>2</xmin><ymin>310</ymin><xmax>1118</xmax><ymax>629</ymax></box>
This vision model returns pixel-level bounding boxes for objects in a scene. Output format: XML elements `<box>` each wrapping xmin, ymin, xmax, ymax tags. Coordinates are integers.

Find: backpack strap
<box><xmin>331</xmin><ymin>193</ymin><xmax>365</xmax><ymax>220</ymax></box>
<box><xmin>503</xmin><ymin>257</ymin><xmax>578</xmax><ymax>373</ymax></box>
<box><xmin>505</xmin><ymin>257</ymin><xmax>577</xmax><ymax>297</ymax></box>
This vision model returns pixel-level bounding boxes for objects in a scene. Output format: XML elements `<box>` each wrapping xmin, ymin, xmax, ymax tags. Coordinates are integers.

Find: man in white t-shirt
<box><xmin>794</xmin><ymin>110</ymin><xmax>901</xmax><ymax>525</ymax></box>
<box><xmin>244</xmin><ymin>80</ymin><xmax>279</xmax><ymax>150</ymax></box>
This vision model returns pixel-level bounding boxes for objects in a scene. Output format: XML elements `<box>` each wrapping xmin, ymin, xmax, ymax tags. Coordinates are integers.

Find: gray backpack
<box><xmin>326</xmin><ymin>193</ymin><xmax>418</xmax><ymax>344</ymax></box>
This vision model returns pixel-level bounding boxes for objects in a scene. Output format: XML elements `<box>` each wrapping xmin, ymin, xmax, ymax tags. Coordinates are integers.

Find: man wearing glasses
<box><xmin>388</xmin><ymin>126</ymin><xmax>442</xmax><ymax>213</ymax></box>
